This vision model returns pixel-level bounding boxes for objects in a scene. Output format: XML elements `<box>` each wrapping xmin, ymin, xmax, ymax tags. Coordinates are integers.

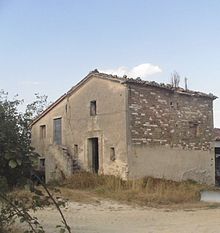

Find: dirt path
<box><xmin>29</xmin><ymin>200</ymin><xmax>220</xmax><ymax>233</ymax></box>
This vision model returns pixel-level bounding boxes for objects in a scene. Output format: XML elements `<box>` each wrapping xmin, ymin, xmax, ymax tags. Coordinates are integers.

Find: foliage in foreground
<box><xmin>0</xmin><ymin>91</ymin><xmax>48</xmax><ymax>188</ymax></box>
<box><xmin>0</xmin><ymin>91</ymin><xmax>71</xmax><ymax>233</ymax></box>
<box><xmin>0</xmin><ymin>178</ymin><xmax>71</xmax><ymax>233</ymax></box>
<box><xmin>61</xmin><ymin>172</ymin><xmax>206</xmax><ymax>205</ymax></box>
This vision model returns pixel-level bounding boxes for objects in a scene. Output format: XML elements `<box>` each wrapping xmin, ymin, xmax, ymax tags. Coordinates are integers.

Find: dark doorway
<box><xmin>215</xmin><ymin>147</ymin><xmax>220</xmax><ymax>185</ymax></box>
<box><xmin>88</xmin><ymin>138</ymin><xmax>99</xmax><ymax>173</ymax></box>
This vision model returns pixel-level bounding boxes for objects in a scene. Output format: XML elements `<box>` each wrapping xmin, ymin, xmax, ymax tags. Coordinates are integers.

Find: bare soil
<box><xmin>23</xmin><ymin>199</ymin><xmax>220</xmax><ymax>233</ymax></box>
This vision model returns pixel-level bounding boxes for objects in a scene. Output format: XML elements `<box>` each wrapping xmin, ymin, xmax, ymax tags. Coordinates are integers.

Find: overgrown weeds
<box><xmin>59</xmin><ymin>172</ymin><xmax>207</xmax><ymax>205</ymax></box>
<box><xmin>0</xmin><ymin>178</ymin><xmax>71</xmax><ymax>233</ymax></box>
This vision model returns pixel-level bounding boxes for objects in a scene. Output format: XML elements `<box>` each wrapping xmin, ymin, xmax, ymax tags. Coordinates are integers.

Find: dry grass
<box><xmin>7</xmin><ymin>172</ymin><xmax>209</xmax><ymax>208</ymax></box>
<box><xmin>58</xmin><ymin>172</ymin><xmax>208</xmax><ymax>206</ymax></box>
<box><xmin>8</xmin><ymin>189</ymin><xmax>36</xmax><ymax>206</ymax></box>
<box><xmin>6</xmin><ymin>227</ymin><xmax>23</xmax><ymax>233</ymax></box>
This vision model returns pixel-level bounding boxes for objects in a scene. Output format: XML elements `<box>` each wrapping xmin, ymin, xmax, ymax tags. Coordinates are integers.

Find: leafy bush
<box><xmin>0</xmin><ymin>91</ymin><xmax>48</xmax><ymax>188</ymax></box>
<box><xmin>0</xmin><ymin>176</ymin><xmax>9</xmax><ymax>193</ymax></box>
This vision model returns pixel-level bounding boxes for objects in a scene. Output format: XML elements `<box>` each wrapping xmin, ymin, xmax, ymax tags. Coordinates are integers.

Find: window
<box><xmin>189</xmin><ymin>121</ymin><xmax>200</xmax><ymax>137</ymax></box>
<box><xmin>40</xmin><ymin>125</ymin><xmax>46</xmax><ymax>139</ymax></box>
<box><xmin>39</xmin><ymin>158</ymin><xmax>45</xmax><ymax>170</ymax></box>
<box><xmin>53</xmin><ymin>118</ymin><xmax>62</xmax><ymax>144</ymax></box>
<box><xmin>110</xmin><ymin>147</ymin><xmax>116</xmax><ymax>161</ymax></box>
<box><xmin>176</xmin><ymin>102</ymin><xmax>180</xmax><ymax>110</ymax></box>
<box><xmin>90</xmin><ymin>100</ymin><xmax>96</xmax><ymax>116</ymax></box>
<box><xmin>74</xmin><ymin>144</ymin><xmax>78</xmax><ymax>157</ymax></box>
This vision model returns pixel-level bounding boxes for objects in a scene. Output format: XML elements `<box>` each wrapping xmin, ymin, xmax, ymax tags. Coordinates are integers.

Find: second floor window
<box><xmin>40</xmin><ymin>125</ymin><xmax>46</xmax><ymax>139</ymax></box>
<box><xmin>90</xmin><ymin>100</ymin><xmax>96</xmax><ymax>116</ymax></box>
<box><xmin>53</xmin><ymin>118</ymin><xmax>62</xmax><ymax>144</ymax></box>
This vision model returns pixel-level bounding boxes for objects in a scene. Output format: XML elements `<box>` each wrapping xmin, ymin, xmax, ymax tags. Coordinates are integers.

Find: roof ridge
<box><xmin>96</xmin><ymin>70</ymin><xmax>217</xmax><ymax>99</ymax></box>
<box><xmin>30</xmin><ymin>69</ymin><xmax>217</xmax><ymax>126</ymax></box>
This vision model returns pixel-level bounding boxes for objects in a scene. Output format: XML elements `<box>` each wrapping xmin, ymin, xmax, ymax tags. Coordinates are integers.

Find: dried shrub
<box><xmin>60</xmin><ymin>172</ymin><xmax>206</xmax><ymax>205</ymax></box>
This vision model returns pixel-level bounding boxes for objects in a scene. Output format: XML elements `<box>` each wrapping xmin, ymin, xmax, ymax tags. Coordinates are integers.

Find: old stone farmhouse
<box><xmin>31</xmin><ymin>70</ymin><xmax>217</xmax><ymax>184</ymax></box>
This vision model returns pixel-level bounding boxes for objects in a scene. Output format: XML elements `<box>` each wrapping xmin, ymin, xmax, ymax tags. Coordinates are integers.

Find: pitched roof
<box><xmin>31</xmin><ymin>69</ymin><xmax>217</xmax><ymax>126</ymax></box>
<box><xmin>88</xmin><ymin>70</ymin><xmax>217</xmax><ymax>100</ymax></box>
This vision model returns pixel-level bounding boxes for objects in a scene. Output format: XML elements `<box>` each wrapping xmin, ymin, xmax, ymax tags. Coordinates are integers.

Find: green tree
<box><xmin>0</xmin><ymin>91</ymin><xmax>71</xmax><ymax>233</ymax></box>
<box><xmin>0</xmin><ymin>91</ymin><xmax>48</xmax><ymax>188</ymax></box>
<box><xmin>25</xmin><ymin>93</ymin><xmax>49</xmax><ymax>122</ymax></box>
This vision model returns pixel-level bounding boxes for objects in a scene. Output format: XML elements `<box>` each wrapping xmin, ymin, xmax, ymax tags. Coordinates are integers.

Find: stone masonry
<box><xmin>128</xmin><ymin>83</ymin><xmax>214</xmax><ymax>151</ymax></box>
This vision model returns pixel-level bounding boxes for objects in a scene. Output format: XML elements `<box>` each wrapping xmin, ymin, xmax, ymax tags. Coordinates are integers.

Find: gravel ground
<box><xmin>22</xmin><ymin>200</ymin><xmax>220</xmax><ymax>233</ymax></box>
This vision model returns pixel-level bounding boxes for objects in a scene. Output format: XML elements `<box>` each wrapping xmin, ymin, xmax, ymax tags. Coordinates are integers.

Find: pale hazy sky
<box><xmin>1</xmin><ymin>0</ymin><xmax>220</xmax><ymax>126</ymax></box>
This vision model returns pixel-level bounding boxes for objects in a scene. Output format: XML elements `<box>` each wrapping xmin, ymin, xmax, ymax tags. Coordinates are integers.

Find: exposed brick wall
<box><xmin>128</xmin><ymin>84</ymin><xmax>214</xmax><ymax>151</ymax></box>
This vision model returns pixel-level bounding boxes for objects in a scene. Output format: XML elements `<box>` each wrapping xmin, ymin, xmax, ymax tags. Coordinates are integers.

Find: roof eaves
<box><xmin>67</xmin><ymin>71</ymin><xmax>125</xmax><ymax>96</ymax></box>
<box><xmin>123</xmin><ymin>78</ymin><xmax>217</xmax><ymax>100</ymax></box>
<box><xmin>30</xmin><ymin>93</ymin><xmax>66</xmax><ymax>127</ymax></box>
<box><xmin>30</xmin><ymin>70</ymin><xmax>99</xmax><ymax>127</ymax></box>
<box><xmin>123</xmin><ymin>78</ymin><xmax>174</xmax><ymax>91</ymax></box>
<box><xmin>175</xmin><ymin>89</ymin><xmax>217</xmax><ymax>100</ymax></box>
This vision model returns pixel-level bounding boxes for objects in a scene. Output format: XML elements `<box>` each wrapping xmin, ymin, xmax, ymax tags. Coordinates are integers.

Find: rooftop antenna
<box><xmin>184</xmin><ymin>77</ymin><xmax>188</xmax><ymax>90</ymax></box>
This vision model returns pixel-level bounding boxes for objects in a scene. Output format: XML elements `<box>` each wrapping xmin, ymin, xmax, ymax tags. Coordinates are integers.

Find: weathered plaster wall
<box><xmin>31</xmin><ymin>75</ymin><xmax>128</xmax><ymax>181</ymax></box>
<box><xmin>128</xmin><ymin>145</ymin><xmax>214</xmax><ymax>184</ymax></box>
<box><xmin>65</xmin><ymin>76</ymin><xmax>128</xmax><ymax>178</ymax></box>
<box><xmin>127</xmin><ymin>84</ymin><xmax>215</xmax><ymax>184</ymax></box>
<box><xmin>215</xmin><ymin>141</ymin><xmax>220</xmax><ymax>148</ymax></box>
<box><xmin>31</xmin><ymin>98</ymin><xmax>69</xmax><ymax>181</ymax></box>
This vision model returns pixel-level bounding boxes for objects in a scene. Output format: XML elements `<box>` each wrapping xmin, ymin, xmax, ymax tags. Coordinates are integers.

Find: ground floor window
<box><xmin>110</xmin><ymin>147</ymin><xmax>116</xmax><ymax>161</ymax></box>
